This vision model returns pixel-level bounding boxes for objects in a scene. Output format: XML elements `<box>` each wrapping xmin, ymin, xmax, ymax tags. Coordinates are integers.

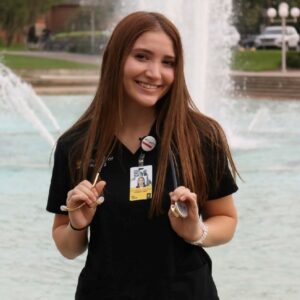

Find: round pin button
<box><xmin>141</xmin><ymin>136</ymin><xmax>156</xmax><ymax>152</ymax></box>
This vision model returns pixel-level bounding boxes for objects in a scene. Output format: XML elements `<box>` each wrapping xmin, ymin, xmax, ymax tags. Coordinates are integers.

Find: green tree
<box><xmin>264</xmin><ymin>1</ymin><xmax>300</xmax><ymax>9</ymax></box>
<box><xmin>65</xmin><ymin>0</ymin><xmax>118</xmax><ymax>32</ymax></box>
<box><xmin>0</xmin><ymin>0</ymin><xmax>62</xmax><ymax>46</ymax></box>
<box><xmin>233</xmin><ymin>1</ymin><xmax>263</xmax><ymax>34</ymax></box>
<box><xmin>233</xmin><ymin>0</ymin><xmax>300</xmax><ymax>35</ymax></box>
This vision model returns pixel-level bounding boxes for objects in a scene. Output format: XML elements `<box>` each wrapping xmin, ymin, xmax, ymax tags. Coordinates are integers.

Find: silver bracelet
<box><xmin>185</xmin><ymin>221</ymin><xmax>208</xmax><ymax>246</ymax></box>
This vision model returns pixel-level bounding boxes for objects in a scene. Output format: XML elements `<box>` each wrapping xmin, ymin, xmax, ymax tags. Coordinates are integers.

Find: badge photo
<box><xmin>129</xmin><ymin>165</ymin><xmax>153</xmax><ymax>201</ymax></box>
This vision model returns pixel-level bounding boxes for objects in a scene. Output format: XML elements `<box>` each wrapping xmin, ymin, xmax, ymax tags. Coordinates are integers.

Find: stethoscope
<box><xmin>60</xmin><ymin>146</ymin><xmax>114</xmax><ymax>212</ymax></box>
<box><xmin>61</xmin><ymin>136</ymin><xmax>188</xmax><ymax>218</ymax></box>
<box><xmin>140</xmin><ymin>136</ymin><xmax>188</xmax><ymax>218</ymax></box>
<box><xmin>60</xmin><ymin>161</ymin><xmax>105</xmax><ymax>212</ymax></box>
<box><xmin>168</xmin><ymin>150</ymin><xmax>188</xmax><ymax>218</ymax></box>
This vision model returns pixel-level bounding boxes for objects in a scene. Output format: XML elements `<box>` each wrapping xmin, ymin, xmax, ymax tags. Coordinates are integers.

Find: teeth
<box><xmin>137</xmin><ymin>81</ymin><xmax>159</xmax><ymax>89</ymax></box>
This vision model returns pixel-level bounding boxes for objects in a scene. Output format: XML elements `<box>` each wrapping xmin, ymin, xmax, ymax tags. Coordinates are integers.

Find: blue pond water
<box><xmin>0</xmin><ymin>95</ymin><xmax>299</xmax><ymax>300</ymax></box>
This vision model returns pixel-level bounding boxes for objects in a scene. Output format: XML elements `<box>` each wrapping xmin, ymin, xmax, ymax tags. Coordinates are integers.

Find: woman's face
<box><xmin>138</xmin><ymin>177</ymin><xmax>145</xmax><ymax>187</ymax></box>
<box><xmin>123</xmin><ymin>30</ymin><xmax>175</xmax><ymax>108</ymax></box>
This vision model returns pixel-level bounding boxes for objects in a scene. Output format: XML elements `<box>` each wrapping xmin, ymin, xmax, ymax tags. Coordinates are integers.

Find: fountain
<box><xmin>0</xmin><ymin>62</ymin><xmax>60</xmax><ymax>146</ymax></box>
<box><xmin>1</xmin><ymin>2</ymin><xmax>300</xmax><ymax>300</ymax></box>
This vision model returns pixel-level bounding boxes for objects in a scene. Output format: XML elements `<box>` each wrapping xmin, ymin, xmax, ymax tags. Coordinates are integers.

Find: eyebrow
<box><xmin>131</xmin><ymin>47</ymin><xmax>176</xmax><ymax>60</ymax></box>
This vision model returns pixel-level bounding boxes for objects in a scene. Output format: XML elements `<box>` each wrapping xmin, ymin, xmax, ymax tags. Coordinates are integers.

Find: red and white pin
<box><xmin>141</xmin><ymin>136</ymin><xmax>156</xmax><ymax>152</ymax></box>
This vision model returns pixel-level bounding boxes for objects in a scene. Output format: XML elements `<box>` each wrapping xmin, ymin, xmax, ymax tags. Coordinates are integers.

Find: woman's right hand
<box><xmin>66</xmin><ymin>180</ymin><xmax>106</xmax><ymax>230</ymax></box>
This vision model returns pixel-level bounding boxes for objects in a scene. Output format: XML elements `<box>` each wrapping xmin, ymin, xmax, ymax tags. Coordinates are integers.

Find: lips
<box><xmin>136</xmin><ymin>80</ymin><xmax>162</xmax><ymax>90</ymax></box>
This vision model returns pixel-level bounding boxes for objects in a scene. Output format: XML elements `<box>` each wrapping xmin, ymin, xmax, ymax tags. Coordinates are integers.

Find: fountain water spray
<box><xmin>0</xmin><ymin>63</ymin><xmax>60</xmax><ymax>146</ymax></box>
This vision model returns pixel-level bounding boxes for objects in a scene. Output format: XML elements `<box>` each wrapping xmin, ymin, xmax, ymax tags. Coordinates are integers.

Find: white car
<box><xmin>255</xmin><ymin>26</ymin><xmax>299</xmax><ymax>49</ymax></box>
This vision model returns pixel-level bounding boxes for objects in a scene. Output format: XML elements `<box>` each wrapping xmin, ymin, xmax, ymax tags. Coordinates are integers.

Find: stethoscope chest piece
<box><xmin>171</xmin><ymin>201</ymin><xmax>188</xmax><ymax>218</ymax></box>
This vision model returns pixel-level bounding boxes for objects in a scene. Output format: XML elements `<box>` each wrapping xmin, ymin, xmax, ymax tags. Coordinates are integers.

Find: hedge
<box><xmin>46</xmin><ymin>31</ymin><xmax>110</xmax><ymax>54</ymax></box>
<box><xmin>287</xmin><ymin>51</ymin><xmax>300</xmax><ymax>69</ymax></box>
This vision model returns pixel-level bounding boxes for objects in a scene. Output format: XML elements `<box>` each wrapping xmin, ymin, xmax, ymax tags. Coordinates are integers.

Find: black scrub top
<box><xmin>47</xmin><ymin>128</ymin><xmax>238</xmax><ymax>300</ymax></box>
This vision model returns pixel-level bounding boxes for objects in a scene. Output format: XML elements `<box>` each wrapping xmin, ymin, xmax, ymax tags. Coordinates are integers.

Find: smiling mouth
<box><xmin>136</xmin><ymin>80</ymin><xmax>162</xmax><ymax>90</ymax></box>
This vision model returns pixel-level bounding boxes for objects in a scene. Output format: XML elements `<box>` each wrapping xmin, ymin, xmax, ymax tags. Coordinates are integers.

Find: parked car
<box><xmin>255</xmin><ymin>26</ymin><xmax>299</xmax><ymax>50</ymax></box>
<box><xmin>240</xmin><ymin>34</ymin><xmax>258</xmax><ymax>48</ymax></box>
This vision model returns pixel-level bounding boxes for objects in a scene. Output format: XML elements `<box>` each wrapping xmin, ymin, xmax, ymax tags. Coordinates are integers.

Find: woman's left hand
<box><xmin>168</xmin><ymin>186</ymin><xmax>203</xmax><ymax>241</ymax></box>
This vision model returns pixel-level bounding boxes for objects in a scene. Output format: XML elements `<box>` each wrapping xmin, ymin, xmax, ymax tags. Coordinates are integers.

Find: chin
<box><xmin>140</xmin><ymin>98</ymin><xmax>161</xmax><ymax>107</ymax></box>
<box><xmin>132</xmin><ymin>95</ymin><xmax>161</xmax><ymax>107</ymax></box>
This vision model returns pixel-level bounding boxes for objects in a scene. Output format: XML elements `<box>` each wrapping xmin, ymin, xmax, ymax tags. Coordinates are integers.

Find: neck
<box><xmin>118</xmin><ymin>102</ymin><xmax>156</xmax><ymax>136</ymax></box>
<box><xmin>116</xmin><ymin>102</ymin><xmax>156</xmax><ymax>153</ymax></box>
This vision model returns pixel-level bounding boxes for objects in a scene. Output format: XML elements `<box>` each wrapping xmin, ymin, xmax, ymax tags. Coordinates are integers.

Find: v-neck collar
<box><xmin>116</xmin><ymin>121</ymin><xmax>158</xmax><ymax>156</ymax></box>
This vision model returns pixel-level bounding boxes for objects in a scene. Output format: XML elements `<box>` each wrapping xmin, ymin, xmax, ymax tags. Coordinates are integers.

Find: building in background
<box><xmin>45</xmin><ymin>0</ymin><xmax>81</xmax><ymax>34</ymax></box>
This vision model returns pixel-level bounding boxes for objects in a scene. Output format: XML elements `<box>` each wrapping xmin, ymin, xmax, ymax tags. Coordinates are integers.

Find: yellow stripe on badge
<box><xmin>129</xmin><ymin>186</ymin><xmax>152</xmax><ymax>201</ymax></box>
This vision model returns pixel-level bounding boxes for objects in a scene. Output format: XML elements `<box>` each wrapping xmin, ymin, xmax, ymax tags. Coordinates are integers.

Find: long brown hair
<box><xmin>60</xmin><ymin>11</ymin><xmax>238</xmax><ymax>216</ymax></box>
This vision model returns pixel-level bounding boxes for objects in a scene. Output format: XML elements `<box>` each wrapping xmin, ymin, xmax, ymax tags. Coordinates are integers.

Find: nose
<box><xmin>145</xmin><ymin>62</ymin><xmax>161</xmax><ymax>80</ymax></box>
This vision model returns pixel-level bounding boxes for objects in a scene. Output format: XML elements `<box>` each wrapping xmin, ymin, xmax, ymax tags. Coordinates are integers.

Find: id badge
<box><xmin>129</xmin><ymin>165</ymin><xmax>152</xmax><ymax>201</ymax></box>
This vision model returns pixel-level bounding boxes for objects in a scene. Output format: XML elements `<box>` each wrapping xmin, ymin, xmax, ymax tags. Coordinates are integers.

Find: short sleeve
<box><xmin>46</xmin><ymin>139</ymin><xmax>72</xmax><ymax>215</ymax></box>
<box><xmin>207</xmin><ymin>160</ymin><xmax>238</xmax><ymax>200</ymax></box>
<box><xmin>204</xmin><ymin>138</ymin><xmax>238</xmax><ymax>200</ymax></box>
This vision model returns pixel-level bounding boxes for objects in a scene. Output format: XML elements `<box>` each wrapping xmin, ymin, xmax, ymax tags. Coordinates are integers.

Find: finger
<box><xmin>94</xmin><ymin>180</ymin><xmax>106</xmax><ymax>196</ymax></box>
<box><xmin>67</xmin><ymin>189</ymin><xmax>85</xmax><ymax>202</ymax></box>
<box><xmin>170</xmin><ymin>187</ymin><xmax>190</xmax><ymax>201</ymax></box>
<box><xmin>67</xmin><ymin>190</ymin><xmax>74</xmax><ymax>199</ymax></box>
<box><xmin>81</xmin><ymin>179</ymin><xmax>93</xmax><ymax>189</ymax></box>
<box><xmin>169</xmin><ymin>192</ymin><xmax>176</xmax><ymax>204</ymax></box>
<box><xmin>67</xmin><ymin>193</ymin><xmax>89</xmax><ymax>208</ymax></box>
<box><xmin>187</xmin><ymin>192</ymin><xmax>197</xmax><ymax>202</ymax></box>
<box><xmin>180</xmin><ymin>191</ymin><xmax>197</xmax><ymax>202</ymax></box>
<box><xmin>178</xmin><ymin>188</ymin><xmax>196</xmax><ymax>202</ymax></box>
<box><xmin>73</xmin><ymin>193</ymin><xmax>99</xmax><ymax>208</ymax></box>
<box><xmin>173</xmin><ymin>186</ymin><xmax>188</xmax><ymax>194</ymax></box>
<box><xmin>79</xmin><ymin>180</ymin><xmax>100</xmax><ymax>197</ymax></box>
<box><xmin>177</xmin><ymin>195</ymin><xmax>198</xmax><ymax>211</ymax></box>
<box><xmin>181</xmin><ymin>197</ymin><xmax>199</xmax><ymax>217</ymax></box>
<box><xmin>190</xmin><ymin>192</ymin><xmax>197</xmax><ymax>201</ymax></box>
<box><xmin>75</xmin><ymin>185</ymin><xmax>97</xmax><ymax>201</ymax></box>
<box><xmin>168</xmin><ymin>207</ymin><xmax>179</xmax><ymax>219</ymax></box>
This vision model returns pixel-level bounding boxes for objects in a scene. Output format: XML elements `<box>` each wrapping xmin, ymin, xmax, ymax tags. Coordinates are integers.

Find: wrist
<box><xmin>68</xmin><ymin>221</ymin><xmax>89</xmax><ymax>231</ymax></box>
<box><xmin>185</xmin><ymin>220</ymin><xmax>208</xmax><ymax>246</ymax></box>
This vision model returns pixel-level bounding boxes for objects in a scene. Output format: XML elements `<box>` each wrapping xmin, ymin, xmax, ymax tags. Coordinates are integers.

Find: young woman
<box><xmin>47</xmin><ymin>11</ymin><xmax>238</xmax><ymax>300</ymax></box>
<box><xmin>136</xmin><ymin>176</ymin><xmax>146</xmax><ymax>188</ymax></box>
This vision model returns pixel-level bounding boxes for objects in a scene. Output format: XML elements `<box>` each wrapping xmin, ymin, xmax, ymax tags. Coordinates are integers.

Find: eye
<box><xmin>134</xmin><ymin>53</ymin><xmax>149</xmax><ymax>61</ymax></box>
<box><xmin>163</xmin><ymin>60</ymin><xmax>175</xmax><ymax>68</ymax></box>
